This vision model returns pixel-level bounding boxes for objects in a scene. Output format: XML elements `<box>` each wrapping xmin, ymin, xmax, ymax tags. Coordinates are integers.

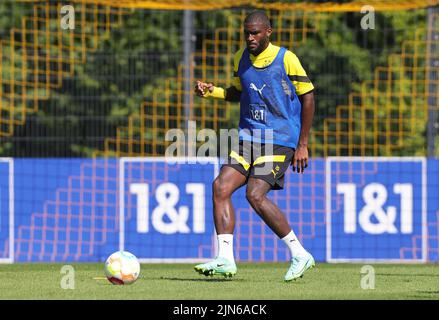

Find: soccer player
<box><xmin>193</xmin><ymin>10</ymin><xmax>316</xmax><ymax>282</ymax></box>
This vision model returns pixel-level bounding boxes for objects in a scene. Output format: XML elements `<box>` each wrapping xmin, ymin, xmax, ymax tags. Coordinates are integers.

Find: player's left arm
<box><xmin>284</xmin><ymin>50</ymin><xmax>315</xmax><ymax>173</ymax></box>
<box><xmin>293</xmin><ymin>90</ymin><xmax>315</xmax><ymax>173</ymax></box>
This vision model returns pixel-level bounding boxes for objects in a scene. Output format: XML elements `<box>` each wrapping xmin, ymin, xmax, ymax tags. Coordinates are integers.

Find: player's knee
<box><xmin>213</xmin><ymin>177</ymin><xmax>232</xmax><ymax>200</ymax></box>
<box><xmin>246</xmin><ymin>187</ymin><xmax>265</xmax><ymax>208</ymax></box>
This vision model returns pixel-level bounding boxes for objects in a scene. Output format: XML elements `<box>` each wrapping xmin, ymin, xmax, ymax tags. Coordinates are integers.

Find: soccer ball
<box><xmin>104</xmin><ymin>251</ymin><xmax>140</xmax><ymax>285</ymax></box>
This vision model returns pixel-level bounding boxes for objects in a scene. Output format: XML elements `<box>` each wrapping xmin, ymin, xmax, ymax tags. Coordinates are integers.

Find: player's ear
<box><xmin>266</xmin><ymin>27</ymin><xmax>273</xmax><ymax>37</ymax></box>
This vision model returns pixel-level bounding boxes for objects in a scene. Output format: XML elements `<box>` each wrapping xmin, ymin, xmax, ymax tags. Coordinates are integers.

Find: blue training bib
<box><xmin>237</xmin><ymin>47</ymin><xmax>302</xmax><ymax>148</ymax></box>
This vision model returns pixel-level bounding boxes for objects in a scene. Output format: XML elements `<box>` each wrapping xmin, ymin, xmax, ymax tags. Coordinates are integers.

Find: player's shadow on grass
<box><xmin>407</xmin><ymin>291</ymin><xmax>439</xmax><ymax>299</ymax></box>
<box><xmin>158</xmin><ymin>276</ymin><xmax>244</xmax><ymax>282</ymax></box>
<box><xmin>377</xmin><ymin>273</ymin><xmax>439</xmax><ymax>277</ymax></box>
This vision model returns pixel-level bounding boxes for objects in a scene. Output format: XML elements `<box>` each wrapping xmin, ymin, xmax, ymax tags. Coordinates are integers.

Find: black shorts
<box><xmin>222</xmin><ymin>140</ymin><xmax>295</xmax><ymax>190</ymax></box>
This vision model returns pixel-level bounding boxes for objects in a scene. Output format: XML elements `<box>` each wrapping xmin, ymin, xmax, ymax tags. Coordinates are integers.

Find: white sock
<box><xmin>217</xmin><ymin>234</ymin><xmax>234</xmax><ymax>263</ymax></box>
<box><xmin>282</xmin><ymin>230</ymin><xmax>307</xmax><ymax>257</ymax></box>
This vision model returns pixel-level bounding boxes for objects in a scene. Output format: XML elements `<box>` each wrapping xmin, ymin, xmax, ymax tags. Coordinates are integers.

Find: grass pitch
<box><xmin>0</xmin><ymin>263</ymin><xmax>438</xmax><ymax>300</ymax></box>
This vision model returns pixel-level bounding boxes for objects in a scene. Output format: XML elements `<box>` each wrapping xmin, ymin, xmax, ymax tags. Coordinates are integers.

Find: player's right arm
<box><xmin>194</xmin><ymin>49</ymin><xmax>243</xmax><ymax>102</ymax></box>
<box><xmin>194</xmin><ymin>81</ymin><xmax>241</xmax><ymax>102</ymax></box>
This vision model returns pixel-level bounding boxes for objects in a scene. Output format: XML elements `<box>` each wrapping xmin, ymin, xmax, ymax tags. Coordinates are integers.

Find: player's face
<box><xmin>244</xmin><ymin>22</ymin><xmax>272</xmax><ymax>56</ymax></box>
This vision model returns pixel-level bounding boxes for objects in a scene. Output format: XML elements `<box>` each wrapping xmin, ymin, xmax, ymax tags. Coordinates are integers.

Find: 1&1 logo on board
<box><xmin>326</xmin><ymin>157</ymin><xmax>426</xmax><ymax>262</ymax></box>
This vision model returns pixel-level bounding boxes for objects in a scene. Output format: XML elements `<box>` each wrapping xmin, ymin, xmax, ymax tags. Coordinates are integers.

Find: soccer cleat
<box><xmin>194</xmin><ymin>257</ymin><xmax>237</xmax><ymax>278</ymax></box>
<box><xmin>284</xmin><ymin>252</ymin><xmax>315</xmax><ymax>282</ymax></box>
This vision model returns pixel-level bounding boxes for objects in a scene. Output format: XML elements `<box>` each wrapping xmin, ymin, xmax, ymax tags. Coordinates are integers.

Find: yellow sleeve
<box><xmin>284</xmin><ymin>51</ymin><xmax>314</xmax><ymax>96</ymax></box>
<box><xmin>203</xmin><ymin>86</ymin><xmax>226</xmax><ymax>99</ymax></box>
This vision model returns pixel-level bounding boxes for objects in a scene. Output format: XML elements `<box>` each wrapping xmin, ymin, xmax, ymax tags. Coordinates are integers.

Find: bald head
<box><xmin>244</xmin><ymin>11</ymin><xmax>271</xmax><ymax>29</ymax></box>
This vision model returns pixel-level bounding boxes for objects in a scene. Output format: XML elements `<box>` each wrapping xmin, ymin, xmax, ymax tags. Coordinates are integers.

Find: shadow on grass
<box><xmin>400</xmin><ymin>291</ymin><xmax>439</xmax><ymax>299</ymax></box>
<box><xmin>377</xmin><ymin>274</ymin><xmax>439</xmax><ymax>277</ymax></box>
<box><xmin>157</xmin><ymin>276</ymin><xmax>244</xmax><ymax>282</ymax></box>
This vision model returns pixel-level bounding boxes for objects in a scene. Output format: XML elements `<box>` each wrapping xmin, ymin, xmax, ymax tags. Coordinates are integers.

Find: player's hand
<box><xmin>291</xmin><ymin>144</ymin><xmax>308</xmax><ymax>173</ymax></box>
<box><xmin>194</xmin><ymin>80</ymin><xmax>214</xmax><ymax>97</ymax></box>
